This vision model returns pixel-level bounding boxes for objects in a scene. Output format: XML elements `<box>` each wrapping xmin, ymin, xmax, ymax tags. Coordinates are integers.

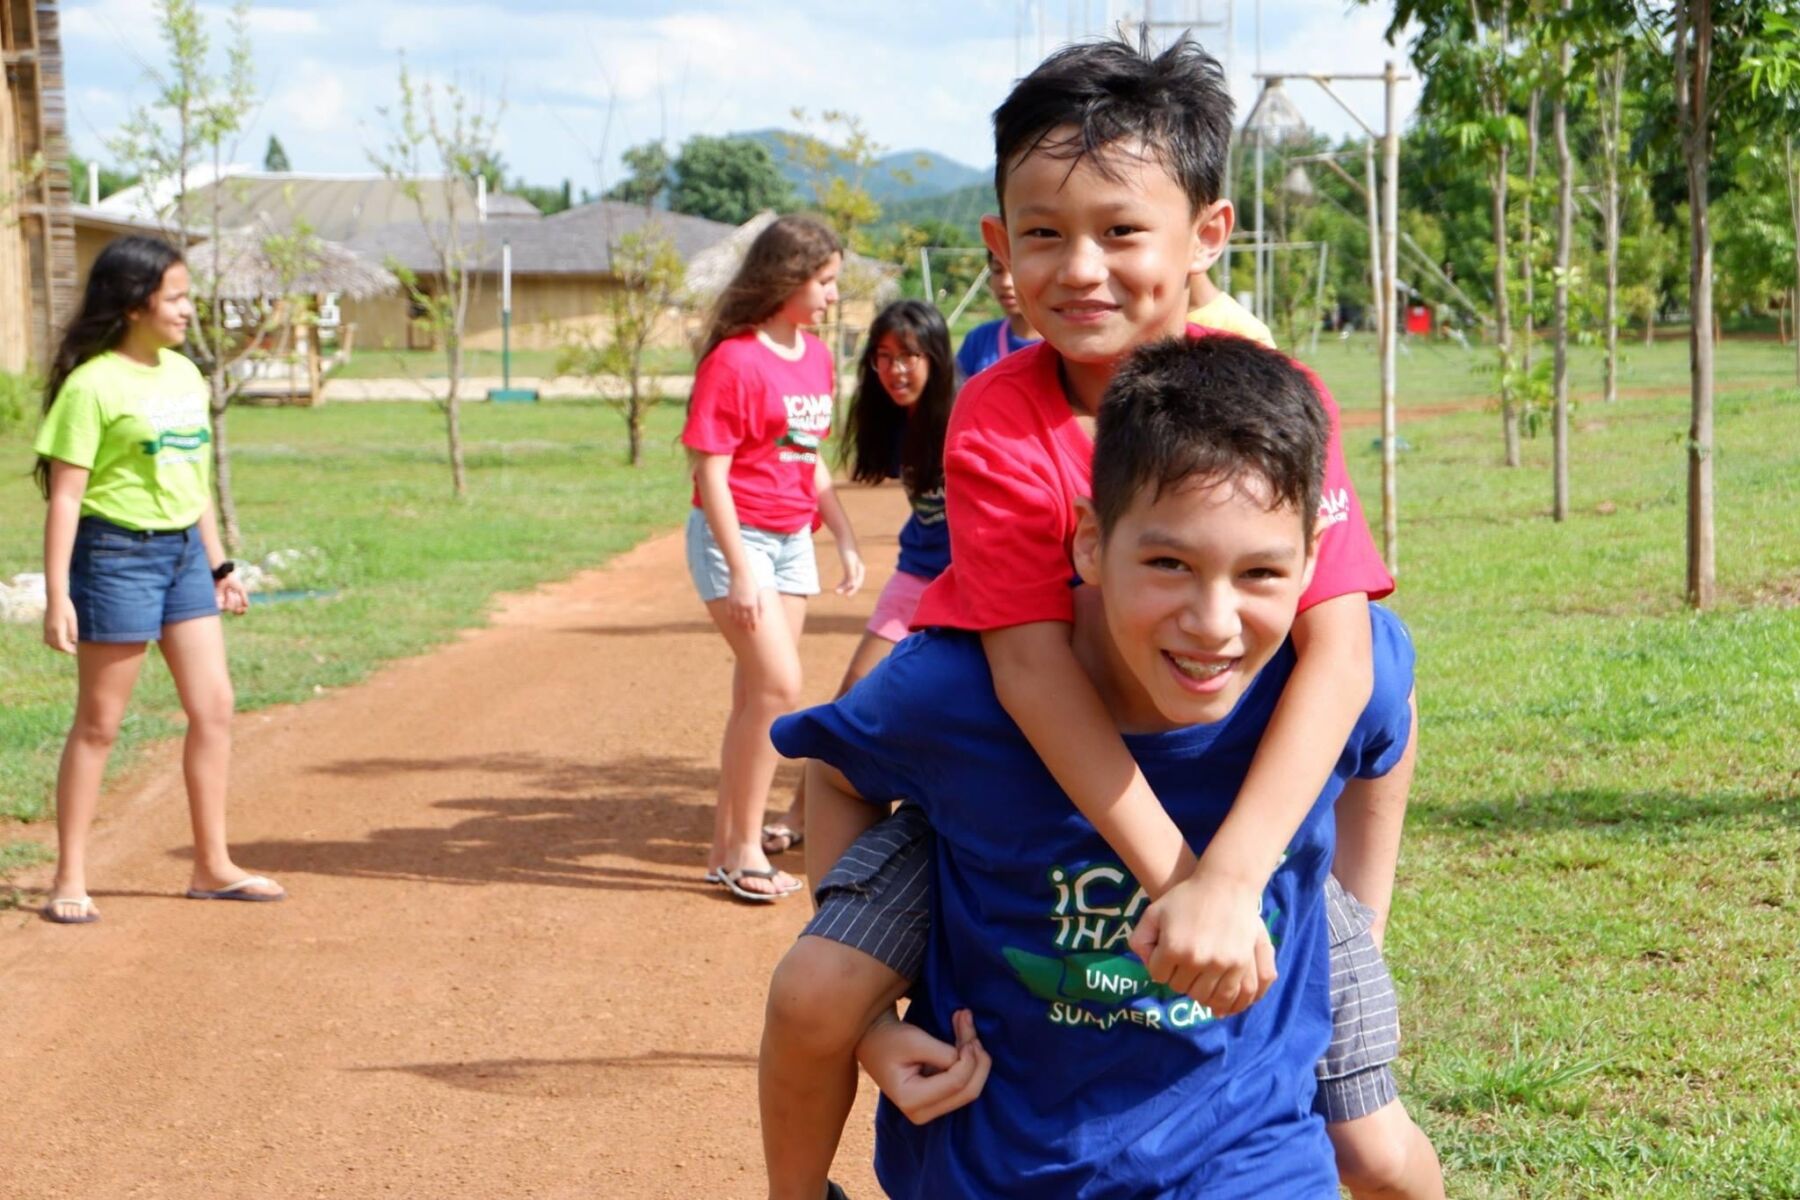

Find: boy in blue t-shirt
<box><xmin>953</xmin><ymin>250</ymin><xmax>1041</xmax><ymax>378</ymax></box>
<box><xmin>770</xmin><ymin>335</ymin><xmax>1418</xmax><ymax>1198</ymax></box>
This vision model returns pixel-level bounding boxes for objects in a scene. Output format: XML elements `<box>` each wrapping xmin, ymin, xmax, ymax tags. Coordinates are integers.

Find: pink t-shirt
<box><xmin>911</xmin><ymin>326</ymin><xmax>1393</xmax><ymax>632</ymax></box>
<box><xmin>682</xmin><ymin>331</ymin><xmax>835</xmax><ymax>535</ymax></box>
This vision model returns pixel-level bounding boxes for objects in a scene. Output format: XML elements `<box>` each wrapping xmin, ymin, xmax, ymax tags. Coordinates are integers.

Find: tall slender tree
<box><xmin>369</xmin><ymin>61</ymin><xmax>500</xmax><ymax>499</ymax></box>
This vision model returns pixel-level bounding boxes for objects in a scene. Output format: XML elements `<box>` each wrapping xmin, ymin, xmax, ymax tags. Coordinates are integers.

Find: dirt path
<box><xmin>0</xmin><ymin>485</ymin><xmax>914</xmax><ymax>1200</ymax></box>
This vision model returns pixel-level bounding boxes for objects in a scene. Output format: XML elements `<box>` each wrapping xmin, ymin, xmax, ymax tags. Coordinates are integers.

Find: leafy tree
<box><xmin>65</xmin><ymin>153</ymin><xmax>138</xmax><ymax>202</ymax></box>
<box><xmin>606</xmin><ymin>141</ymin><xmax>672</xmax><ymax>210</ymax></box>
<box><xmin>369</xmin><ymin>60</ymin><xmax>501</xmax><ymax>498</ymax></box>
<box><xmin>556</xmin><ymin>229</ymin><xmax>685</xmax><ymax>465</ymax></box>
<box><xmin>110</xmin><ymin>0</ymin><xmax>319</xmax><ymax>552</ymax></box>
<box><xmin>1383</xmin><ymin>0</ymin><xmax>1528</xmax><ymax>463</ymax></box>
<box><xmin>263</xmin><ymin>133</ymin><xmax>289</xmax><ymax>172</ymax></box>
<box><xmin>1651</xmin><ymin>0</ymin><xmax>1800</xmax><ymax>608</ymax></box>
<box><xmin>668</xmin><ymin>135</ymin><xmax>793</xmax><ymax>225</ymax></box>
<box><xmin>512</xmin><ymin>177</ymin><xmax>573</xmax><ymax>215</ymax></box>
<box><xmin>780</xmin><ymin>110</ymin><xmax>887</xmax><ymax>251</ymax></box>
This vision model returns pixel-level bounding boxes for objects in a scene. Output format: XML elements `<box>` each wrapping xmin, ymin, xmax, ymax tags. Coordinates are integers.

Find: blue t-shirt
<box><xmin>772</xmin><ymin>605</ymin><xmax>1416</xmax><ymax>1200</ymax></box>
<box><xmin>885</xmin><ymin>422</ymin><xmax>951</xmax><ymax>581</ymax></box>
<box><xmin>956</xmin><ymin>317</ymin><xmax>1042</xmax><ymax>379</ymax></box>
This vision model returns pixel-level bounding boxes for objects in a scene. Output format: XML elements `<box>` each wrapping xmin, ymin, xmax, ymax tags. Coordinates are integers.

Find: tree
<box><xmin>668</xmin><ymin>136</ymin><xmax>794</xmax><ymax>225</ymax></box>
<box><xmin>511</xmin><ymin>177</ymin><xmax>573</xmax><ymax>215</ymax></box>
<box><xmin>555</xmin><ymin>228</ymin><xmax>685</xmax><ymax>465</ymax></box>
<box><xmin>1374</xmin><ymin>0</ymin><xmax>1529</xmax><ymax>464</ymax></box>
<box><xmin>263</xmin><ymin>133</ymin><xmax>289</xmax><ymax>172</ymax></box>
<box><xmin>65</xmin><ymin>153</ymin><xmax>138</xmax><ymax>202</ymax></box>
<box><xmin>1548</xmin><ymin>0</ymin><xmax>1578</xmax><ymax>523</ymax></box>
<box><xmin>780</xmin><ymin>110</ymin><xmax>886</xmax><ymax>250</ymax></box>
<box><xmin>1657</xmin><ymin>0</ymin><xmax>1800</xmax><ymax>607</ymax></box>
<box><xmin>606</xmin><ymin>141</ymin><xmax>672</xmax><ymax>210</ymax></box>
<box><xmin>369</xmin><ymin>60</ymin><xmax>500</xmax><ymax>498</ymax></box>
<box><xmin>1789</xmin><ymin>136</ymin><xmax>1800</xmax><ymax>384</ymax></box>
<box><xmin>110</xmin><ymin>0</ymin><xmax>318</xmax><ymax>553</ymax></box>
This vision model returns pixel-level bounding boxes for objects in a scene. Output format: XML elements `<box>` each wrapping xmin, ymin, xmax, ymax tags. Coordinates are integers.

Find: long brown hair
<box><xmin>35</xmin><ymin>235</ymin><xmax>185</xmax><ymax>498</ymax></box>
<box><xmin>696</xmin><ymin>214</ymin><xmax>841</xmax><ymax>365</ymax></box>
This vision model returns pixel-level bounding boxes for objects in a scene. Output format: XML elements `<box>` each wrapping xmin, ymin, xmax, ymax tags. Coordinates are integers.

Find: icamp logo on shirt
<box><xmin>1002</xmin><ymin>861</ymin><xmax>1284</xmax><ymax>1036</ymax></box>
<box><xmin>777</xmin><ymin>393</ymin><xmax>833</xmax><ymax>464</ymax></box>
<box><xmin>140</xmin><ymin>428</ymin><xmax>211</xmax><ymax>456</ymax></box>
<box><xmin>1317</xmin><ymin>487</ymin><xmax>1350</xmax><ymax>531</ymax></box>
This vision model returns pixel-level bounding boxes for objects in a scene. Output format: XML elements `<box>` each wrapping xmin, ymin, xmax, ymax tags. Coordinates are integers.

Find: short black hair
<box><xmin>1091</xmin><ymin>336</ymin><xmax>1329</xmax><ymax>543</ymax></box>
<box><xmin>993</xmin><ymin>37</ymin><xmax>1234</xmax><ymax>214</ymax></box>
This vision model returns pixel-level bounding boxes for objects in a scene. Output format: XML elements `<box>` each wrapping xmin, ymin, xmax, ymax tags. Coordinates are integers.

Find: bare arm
<box><xmin>1332</xmin><ymin>690</ymin><xmax>1417</xmax><ymax>945</ymax></box>
<box><xmin>195</xmin><ymin>503</ymin><xmax>247</xmax><ymax>615</ymax></box>
<box><xmin>691</xmin><ymin>450</ymin><xmax>760</xmax><ymax>628</ymax></box>
<box><xmin>1191</xmin><ymin>592</ymin><xmax>1374</xmax><ymax>894</ymax></box>
<box><xmin>983</xmin><ymin>622</ymin><xmax>1196</xmax><ymax>897</ymax></box>
<box><xmin>41</xmin><ymin>462</ymin><xmax>87</xmax><ymax>654</ymax></box>
<box><xmin>800</xmin><ymin>762</ymin><xmax>991</xmax><ymax>1124</ymax></box>
<box><xmin>812</xmin><ymin>458</ymin><xmax>864</xmax><ymax>597</ymax></box>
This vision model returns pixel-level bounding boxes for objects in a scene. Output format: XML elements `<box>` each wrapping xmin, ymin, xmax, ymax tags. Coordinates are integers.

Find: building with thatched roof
<box><xmin>2</xmin><ymin>0</ymin><xmax>76</xmax><ymax>373</ymax></box>
<box><xmin>183</xmin><ymin>225</ymin><xmax>400</xmax><ymax>405</ymax></box>
<box><xmin>93</xmin><ymin>169</ymin><xmax>538</xmax><ymax>243</ymax></box>
<box><xmin>340</xmin><ymin>199</ymin><xmax>743</xmax><ymax>353</ymax></box>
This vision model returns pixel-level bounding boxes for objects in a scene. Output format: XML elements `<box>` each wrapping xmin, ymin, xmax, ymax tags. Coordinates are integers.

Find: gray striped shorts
<box><xmin>803</xmin><ymin>810</ymin><xmax>1403</xmax><ymax>1123</ymax></box>
<box><xmin>1315</xmin><ymin>875</ymin><xmax>1402</xmax><ymax>1122</ymax></box>
<box><xmin>801</xmin><ymin>804</ymin><xmax>934</xmax><ymax>982</ymax></box>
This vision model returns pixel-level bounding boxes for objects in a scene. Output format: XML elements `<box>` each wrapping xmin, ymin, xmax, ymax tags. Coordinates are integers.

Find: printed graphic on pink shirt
<box><xmin>778</xmin><ymin>392</ymin><xmax>835</xmax><ymax>463</ymax></box>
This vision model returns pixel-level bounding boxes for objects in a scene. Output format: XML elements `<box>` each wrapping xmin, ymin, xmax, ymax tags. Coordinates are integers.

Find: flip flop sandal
<box><xmin>719</xmin><ymin>867</ymin><xmax>802</xmax><ymax>904</ymax></box>
<box><xmin>761</xmin><ymin>823</ymin><xmax>805</xmax><ymax>855</ymax></box>
<box><xmin>40</xmin><ymin>895</ymin><xmax>100</xmax><ymax>925</ymax></box>
<box><xmin>186</xmin><ymin>875</ymin><xmax>286</xmax><ymax>902</ymax></box>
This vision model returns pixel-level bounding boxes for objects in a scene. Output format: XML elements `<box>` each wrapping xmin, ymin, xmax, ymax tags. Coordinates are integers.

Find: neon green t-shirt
<box><xmin>33</xmin><ymin>349</ymin><xmax>213</xmax><ymax>531</ymax></box>
<box><xmin>1188</xmin><ymin>293</ymin><xmax>1278</xmax><ymax>349</ymax></box>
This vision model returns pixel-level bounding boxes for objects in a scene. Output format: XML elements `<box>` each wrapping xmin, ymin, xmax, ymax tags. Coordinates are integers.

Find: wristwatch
<box><xmin>211</xmin><ymin>560</ymin><xmax>236</xmax><ymax>581</ymax></box>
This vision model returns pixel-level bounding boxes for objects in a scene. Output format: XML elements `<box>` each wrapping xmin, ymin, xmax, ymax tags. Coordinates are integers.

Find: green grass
<box><xmin>1314</xmin><ymin>340</ymin><xmax>1800</xmax><ymax>1196</ymax></box>
<box><xmin>0</xmin><ymin>400</ymin><xmax>691</xmax><ymax>831</ymax></box>
<box><xmin>4</xmin><ymin>337</ymin><xmax>1799</xmax><ymax>1192</ymax></box>
<box><xmin>331</xmin><ymin>345</ymin><xmax>696</xmax><ymax>380</ymax></box>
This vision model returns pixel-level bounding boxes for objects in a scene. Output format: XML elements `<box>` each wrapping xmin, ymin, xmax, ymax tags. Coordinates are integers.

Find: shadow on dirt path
<box><xmin>0</xmin><ymin>483</ymin><xmax>908</xmax><ymax>1200</ymax></box>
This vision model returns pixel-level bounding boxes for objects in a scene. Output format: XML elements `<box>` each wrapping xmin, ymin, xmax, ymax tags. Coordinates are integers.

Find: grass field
<box><xmin>3</xmin><ymin>335</ymin><xmax>1798</xmax><ymax>1194</ymax></box>
<box><xmin>0</xmin><ymin>401</ymin><xmax>693</xmax><ymax>830</ymax></box>
<box><xmin>329</xmin><ymin>345</ymin><xmax>698</xmax><ymax>380</ymax></box>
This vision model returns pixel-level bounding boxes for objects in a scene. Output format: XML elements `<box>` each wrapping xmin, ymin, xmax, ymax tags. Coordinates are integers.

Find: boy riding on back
<box><xmin>760</xmin><ymin>38</ymin><xmax>1442</xmax><ymax>1199</ymax></box>
<box><xmin>774</xmin><ymin>335</ymin><xmax>1417</xmax><ymax>1196</ymax></box>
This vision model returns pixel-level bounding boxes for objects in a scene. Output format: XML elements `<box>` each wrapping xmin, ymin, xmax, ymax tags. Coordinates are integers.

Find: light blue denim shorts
<box><xmin>685</xmin><ymin>508</ymin><xmax>819</xmax><ymax>602</ymax></box>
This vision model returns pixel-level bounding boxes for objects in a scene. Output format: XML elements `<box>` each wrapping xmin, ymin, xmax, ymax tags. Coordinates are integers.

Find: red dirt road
<box><xmin>0</xmin><ymin>485</ymin><xmax>915</xmax><ymax>1200</ymax></box>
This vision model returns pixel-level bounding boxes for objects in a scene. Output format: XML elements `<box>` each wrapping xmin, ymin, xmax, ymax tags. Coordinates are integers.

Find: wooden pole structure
<box><xmin>1380</xmin><ymin>60</ymin><xmax>1400</xmax><ymax>574</ymax></box>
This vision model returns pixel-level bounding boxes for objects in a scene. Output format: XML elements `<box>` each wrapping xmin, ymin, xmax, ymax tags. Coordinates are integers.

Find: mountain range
<box><xmin>734</xmin><ymin>128</ymin><xmax>988</xmax><ymax>206</ymax></box>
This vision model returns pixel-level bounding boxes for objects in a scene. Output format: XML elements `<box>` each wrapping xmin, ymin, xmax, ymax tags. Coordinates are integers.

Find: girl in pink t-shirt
<box><xmin>681</xmin><ymin>215</ymin><xmax>865</xmax><ymax>902</ymax></box>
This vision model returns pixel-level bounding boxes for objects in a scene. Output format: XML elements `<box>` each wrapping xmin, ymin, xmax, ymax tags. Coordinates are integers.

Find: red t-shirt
<box><xmin>911</xmin><ymin>327</ymin><xmax>1394</xmax><ymax>631</ymax></box>
<box><xmin>682</xmin><ymin>331</ymin><xmax>836</xmax><ymax>535</ymax></box>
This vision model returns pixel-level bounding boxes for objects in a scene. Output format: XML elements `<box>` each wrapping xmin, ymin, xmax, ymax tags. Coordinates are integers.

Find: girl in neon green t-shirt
<box><xmin>31</xmin><ymin>235</ymin><xmax>284</xmax><ymax>924</ymax></box>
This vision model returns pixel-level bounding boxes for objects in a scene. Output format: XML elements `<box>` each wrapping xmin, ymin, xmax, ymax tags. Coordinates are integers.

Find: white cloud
<box><xmin>62</xmin><ymin>0</ymin><xmax>1424</xmax><ymax>193</ymax></box>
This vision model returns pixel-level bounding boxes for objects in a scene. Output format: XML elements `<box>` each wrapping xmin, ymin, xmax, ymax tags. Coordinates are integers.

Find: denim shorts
<box><xmin>684</xmin><ymin>508</ymin><xmax>819</xmax><ymax>602</ymax></box>
<box><xmin>70</xmin><ymin>516</ymin><xmax>219</xmax><ymax>643</ymax></box>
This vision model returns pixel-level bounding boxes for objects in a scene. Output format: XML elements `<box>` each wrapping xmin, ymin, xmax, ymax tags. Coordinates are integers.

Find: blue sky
<box><xmin>63</xmin><ymin>0</ymin><xmax>1421</xmax><ymax>194</ymax></box>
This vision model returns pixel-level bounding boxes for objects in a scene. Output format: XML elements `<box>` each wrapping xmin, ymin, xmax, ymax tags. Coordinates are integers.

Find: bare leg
<box><xmin>769</xmin><ymin>630</ymin><xmax>901</xmax><ymax>854</ymax></box>
<box><xmin>704</xmin><ymin>590</ymin><xmax>807</xmax><ymax>897</ymax></box>
<box><xmin>762</xmin><ymin>935</ymin><xmax>910</xmax><ymax>1200</ymax></box>
<box><xmin>159</xmin><ymin>615</ymin><xmax>281</xmax><ymax>896</ymax></box>
<box><xmin>46</xmin><ymin>641</ymin><xmax>149</xmax><ymax>914</ymax></box>
<box><xmin>1329</xmin><ymin>1100</ymin><xmax>1445</xmax><ymax>1200</ymax></box>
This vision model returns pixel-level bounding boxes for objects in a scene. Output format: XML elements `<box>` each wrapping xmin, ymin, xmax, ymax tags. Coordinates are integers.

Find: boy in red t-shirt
<box><xmin>760</xmin><ymin>39</ymin><xmax>1442</xmax><ymax>1200</ymax></box>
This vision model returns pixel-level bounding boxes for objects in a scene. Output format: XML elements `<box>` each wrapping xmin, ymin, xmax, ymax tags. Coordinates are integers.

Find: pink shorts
<box><xmin>866</xmin><ymin>569</ymin><xmax>934</xmax><ymax>643</ymax></box>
